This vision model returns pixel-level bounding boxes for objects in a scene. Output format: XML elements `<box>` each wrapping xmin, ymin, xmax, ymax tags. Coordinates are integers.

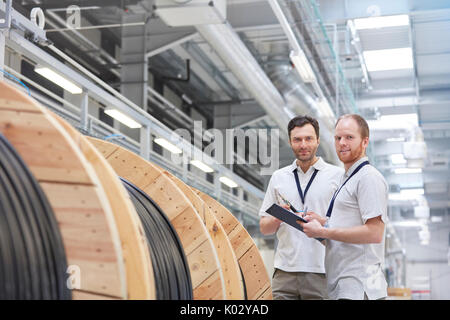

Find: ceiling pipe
<box><xmin>266</xmin><ymin>43</ymin><xmax>340</xmax><ymax>164</ymax></box>
<box><xmin>195</xmin><ymin>22</ymin><xmax>291</xmax><ymax>142</ymax></box>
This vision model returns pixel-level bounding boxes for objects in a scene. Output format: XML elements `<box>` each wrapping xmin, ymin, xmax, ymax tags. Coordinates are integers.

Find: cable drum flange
<box><xmin>120</xmin><ymin>177</ymin><xmax>193</xmax><ymax>300</ymax></box>
<box><xmin>0</xmin><ymin>132</ymin><xmax>71</xmax><ymax>300</ymax></box>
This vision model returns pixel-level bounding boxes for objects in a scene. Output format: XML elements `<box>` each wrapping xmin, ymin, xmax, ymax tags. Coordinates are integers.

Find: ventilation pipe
<box><xmin>266</xmin><ymin>43</ymin><xmax>339</xmax><ymax>164</ymax></box>
<box><xmin>195</xmin><ymin>23</ymin><xmax>291</xmax><ymax>140</ymax></box>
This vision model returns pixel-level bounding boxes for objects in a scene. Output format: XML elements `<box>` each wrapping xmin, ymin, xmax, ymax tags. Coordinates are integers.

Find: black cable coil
<box><xmin>120</xmin><ymin>177</ymin><xmax>193</xmax><ymax>300</ymax></box>
<box><xmin>0</xmin><ymin>133</ymin><xmax>71</xmax><ymax>300</ymax></box>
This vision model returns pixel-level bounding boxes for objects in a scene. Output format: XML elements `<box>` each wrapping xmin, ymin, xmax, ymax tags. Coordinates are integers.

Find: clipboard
<box><xmin>265</xmin><ymin>203</ymin><xmax>325</xmax><ymax>243</ymax></box>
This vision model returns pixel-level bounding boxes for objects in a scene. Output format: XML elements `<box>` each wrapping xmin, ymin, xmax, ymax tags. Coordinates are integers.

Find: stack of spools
<box><xmin>0</xmin><ymin>81</ymin><xmax>272</xmax><ymax>300</ymax></box>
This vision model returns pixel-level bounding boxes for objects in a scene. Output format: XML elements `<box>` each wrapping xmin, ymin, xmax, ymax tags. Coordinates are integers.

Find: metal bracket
<box><xmin>0</xmin><ymin>0</ymin><xmax>11</xmax><ymax>29</ymax></box>
<box><xmin>0</xmin><ymin>1</ymin><xmax>49</xmax><ymax>45</ymax></box>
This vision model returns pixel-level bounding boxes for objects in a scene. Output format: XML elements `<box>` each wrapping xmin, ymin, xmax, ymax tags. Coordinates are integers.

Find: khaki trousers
<box><xmin>272</xmin><ymin>268</ymin><xmax>328</xmax><ymax>300</ymax></box>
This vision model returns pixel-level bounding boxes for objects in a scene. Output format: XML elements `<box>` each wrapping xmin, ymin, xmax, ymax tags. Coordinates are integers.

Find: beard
<box><xmin>294</xmin><ymin>145</ymin><xmax>318</xmax><ymax>163</ymax></box>
<box><xmin>337</xmin><ymin>142</ymin><xmax>365</xmax><ymax>165</ymax></box>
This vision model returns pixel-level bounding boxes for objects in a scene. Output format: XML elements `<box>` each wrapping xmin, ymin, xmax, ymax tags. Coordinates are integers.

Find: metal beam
<box><xmin>146</xmin><ymin>32</ymin><xmax>197</xmax><ymax>59</ymax></box>
<box><xmin>21</xmin><ymin>0</ymin><xmax>142</xmax><ymax>10</ymax></box>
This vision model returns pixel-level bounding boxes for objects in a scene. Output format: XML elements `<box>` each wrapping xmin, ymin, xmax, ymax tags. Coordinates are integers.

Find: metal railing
<box><xmin>3</xmin><ymin>70</ymin><xmax>262</xmax><ymax>221</ymax></box>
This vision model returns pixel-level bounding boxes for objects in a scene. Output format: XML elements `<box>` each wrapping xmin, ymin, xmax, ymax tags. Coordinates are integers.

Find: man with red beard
<box><xmin>259</xmin><ymin>115</ymin><xmax>343</xmax><ymax>300</ymax></box>
<box><xmin>298</xmin><ymin>114</ymin><xmax>388</xmax><ymax>300</ymax></box>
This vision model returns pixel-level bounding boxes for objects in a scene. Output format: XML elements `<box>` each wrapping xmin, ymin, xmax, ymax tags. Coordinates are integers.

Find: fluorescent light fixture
<box><xmin>290</xmin><ymin>50</ymin><xmax>316</xmax><ymax>83</ymax></box>
<box><xmin>394</xmin><ymin>168</ymin><xmax>422</xmax><ymax>174</ymax></box>
<box><xmin>391</xmin><ymin>154</ymin><xmax>407</xmax><ymax>165</ymax></box>
<box><xmin>190</xmin><ymin>160</ymin><xmax>214</xmax><ymax>173</ymax></box>
<box><xmin>353</xmin><ymin>14</ymin><xmax>409</xmax><ymax>30</ymax></box>
<box><xmin>431</xmin><ymin>216</ymin><xmax>443</xmax><ymax>223</ymax></box>
<box><xmin>154</xmin><ymin>138</ymin><xmax>182</xmax><ymax>154</ymax></box>
<box><xmin>363</xmin><ymin>47</ymin><xmax>413</xmax><ymax>72</ymax></box>
<box><xmin>380</xmin><ymin>113</ymin><xmax>418</xmax><ymax>126</ymax></box>
<box><xmin>386</xmin><ymin>137</ymin><xmax>406</xmax><ymax>142</ymax></box>
<box><xmin>104</xmin><ymin>108</ymin><xmax>142</xmax><ymax>129</ymax></box>
<box><xmin>389</xmin><ymin>188</ymin><xmax>424</xmax><ymax>201</ymax></box>
<box><xmin>391</xmin><ymin>220</ymin><xmax>423</xmax><ymax>228</ymax></box>
<box><xmin>316</xmin><ymin>98</ymin><xmax>335</xmax><ymax>119</ymax></box>
<box><xmin>219</xmin><ymin>176</ymin><xmax>238</xmax><ymax>188</ymax></box>
<box><xmin>400</xmin><ymin>188</ymin><xmax>424</xmax><ymax>196</ymax></box>
<box><xmin>34</xmin><ymin>67</ymin><xmax>82</xmax><ymax>94</ymax></box>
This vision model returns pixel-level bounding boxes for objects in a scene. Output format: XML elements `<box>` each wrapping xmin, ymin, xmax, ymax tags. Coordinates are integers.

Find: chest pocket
<box><xmin>331</xmin><ymin>182</ymin><xmax>363</xmax><ymax>227</ymax></box>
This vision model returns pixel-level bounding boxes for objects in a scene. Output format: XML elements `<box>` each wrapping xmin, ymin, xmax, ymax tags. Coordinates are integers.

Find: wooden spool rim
<box><xmin>88</xmin><ymin>137</ymin><xmax>225</xmax><ymax>300</ymax></box>
<box><xmin>0</xmin><ymin>81</ymin><xmax>129</xmax><ymax>299</ymax></box>
<box><xmin>158</xmin><ymin>168</ymin><xmax>245</xmax><ymax>299</ymax></box>
<box><xmin>193</xmin><ymin>189</ymin><xmax>273</xmax><ymax>300</ymax></box>
<box><xmin>51</xmin><ymin>114</ymin><xmax>155</xmax><ymax>300</ymax></box>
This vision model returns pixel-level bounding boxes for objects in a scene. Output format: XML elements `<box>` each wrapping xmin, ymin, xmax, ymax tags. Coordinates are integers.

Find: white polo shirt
<box><xmin>259</xmin><ymin>157</ymin><xmax>343</xmax><ymax>273</ymax></box>
<box><xmin>325</xmin><ymin>156</ymin><xmax>389</xmax><ymax>300</ymax></box>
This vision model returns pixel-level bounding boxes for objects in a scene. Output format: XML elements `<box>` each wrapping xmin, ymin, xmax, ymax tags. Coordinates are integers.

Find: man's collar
<box><xmin>291</xmin><ymin>157</ymin><xmax>325</xmax><ymax>173</ymax></box>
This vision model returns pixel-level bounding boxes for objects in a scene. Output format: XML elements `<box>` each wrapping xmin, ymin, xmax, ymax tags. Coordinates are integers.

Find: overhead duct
<box><xmin>195</xmin><ymin>22</ymin><xmax>292</xmax><ymax>141</ymax></box>
<box><xmin>153</xmin><ymin>2</ymin><xmax>291</xmax><ymax>137</ymax></box>
<box><xmin>266</xmin><ymin>43</ymin><xmax>340</xmax><ymax>164</ymax></box>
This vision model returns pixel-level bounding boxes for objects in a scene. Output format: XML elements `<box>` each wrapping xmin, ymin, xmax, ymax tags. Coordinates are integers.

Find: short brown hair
<box><xmin>288</xmin><ymin>115</ymin><xmax>320</xmax><ymax>139</ymax></box>
<box><xmin>335</xmin><ymin>114</ymin><xmax>369</xmax><ymax>139</ymax></box>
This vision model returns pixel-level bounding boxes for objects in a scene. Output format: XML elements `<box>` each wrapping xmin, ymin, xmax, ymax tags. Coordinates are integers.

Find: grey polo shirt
<box><xmin>259</xmin><ymin>157</ymin><xmax>343</xmax><ymax>273</ymax></box>
<box><xmin>325</xmin><ymin>156</ymin><xmax>389</xmax><ymax>300</ymax></box>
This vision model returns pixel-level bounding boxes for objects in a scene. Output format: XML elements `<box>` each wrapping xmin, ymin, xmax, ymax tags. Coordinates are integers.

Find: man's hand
<box><xmin>260</xmin><ymin>216</ymin><xmax>282</xmax><ymax>235</ymax></box>
<box><xmin>303</xmin><ymin>211</ymin><xmax>327</xmax><ymax>226</ymax></box>
<box><xmin>297</xmin><ymin>219</ymin><xmax>325</xmax><ymax>239</ymax></box>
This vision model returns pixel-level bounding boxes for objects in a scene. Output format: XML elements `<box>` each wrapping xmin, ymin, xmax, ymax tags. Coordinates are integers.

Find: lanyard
<box><xmin>293</xmin><ymin>167</ymin><xmax>319</xmax><ymax>205</ymax></box>
<box><xmin>326</xmin><ymin>160</ymin><xmax>370</xmax><ymax>218</ymax></box>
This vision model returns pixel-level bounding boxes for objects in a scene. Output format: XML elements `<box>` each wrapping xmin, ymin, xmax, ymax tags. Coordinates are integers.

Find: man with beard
<box><xmin>298</xmin><ymin>114</ymin><xmax>388</xmax><ymax>300</ymax></box>
<box><xmin>259</xmin><ymin>115</ymin><xmax>343</xmax><ymax>300</ymax></box>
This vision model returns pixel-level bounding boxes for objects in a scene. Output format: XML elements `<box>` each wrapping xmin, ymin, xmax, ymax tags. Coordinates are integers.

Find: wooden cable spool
<box><xmin>193</xmin><ymin>189</ymin><xmax>273</xmax><ymax>300</ymax></box>
<box><xmin>0</xmin><ymin>81</ymin><xmax>155</xmax><ymax>299</ymax></box>
<box><xmin>153</xmin><ymin>165</ymin><xmax>245</xmax><ymax>299</ymax></box>
<box><xmin>88</xmin><ymin>137</ymin><xmax>226</xmax><ymax>300</ymax></box>
<box><xmin>50</xmin><ymin>113</ymin><xmax>155</xmax><ymax>300</ymax></box>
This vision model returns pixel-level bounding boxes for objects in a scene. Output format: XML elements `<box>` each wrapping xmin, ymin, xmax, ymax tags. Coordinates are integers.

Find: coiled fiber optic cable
<box><xmin>0</xmin><ymin>133</ymin><xmax>71</xmax><ymax>300</ymax></box>
<box><xmin>121</xmin><ymin>177</ymin><xmax>193</xmax><ymax>300</ymax></box>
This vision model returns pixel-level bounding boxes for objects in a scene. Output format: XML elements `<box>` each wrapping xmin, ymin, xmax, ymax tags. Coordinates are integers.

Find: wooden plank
<box><xmin>88</xmin><ymin>138</ymin><xmax>119</xmax><ymax>159</ymax></box>
<box><xmin>54</xmin><ymin>116</ymin><xmax>155</xmax><ymax>300</ymax></box>
<box><xmin>257</xmin><ymin>286</ymin><xmax>273</xmax><ymax>300</ymax></box>
<box><xmin>187</xmin><ymin>239</ymin><xmax>223</xmax><ymax>291</ymax></box>
<box><xmin>194</xmin><ymin>190</ymin><xmax>240</xmax><ymax>234</ymax></box>
<box><xmin>228</xmin><ymin>224</ymin><xmax>254</xmax><ymax>259</ymax></box>
<box><xmin>169</xmin><ymin>206</ymin><xmax>210</xmax><ymax>256</ymax></box>
<box><xmin>239</xmin><ymin>245</ymin><xmax>271</xmax><ymax>300</ymax></box>
<box><xmin>71</xmin><ymin>291</ymin><xmax>119</xmax><ymax>300</ymax></box>
<box><xmin>0</xmin><ymin>109</ymin><xmax>91</xmax><ymax>184</ymax></box>
<box><xmin>41</xmin><ymin>182</ymin><xmax>125</xmax><ymax>297</ymax></box>
<box><xmin>193</xmin><ymin>271</ymin><xmax>224</xmax><ymax>300</ymax></box>
<box><xmin>0</xmin><ymin>82</ymin><xmax>46</xmax><ymax>113</ymax></box>
<box><xmin>98</xmin><ymin>144</ymin><xmax>161</xmax><ymax>185</ymax></box>
<box><xmin>0</xmin><ymin>97</ymin><xmax>43</xmax><ymax>113</ymax></box>
<box><xmin>142</xmin><ymin>175</ymin><xmax>192</xmax><ymax>222</ymax></box>
<box><xmin>89</xmin><ymin>138</ymin><xmax>223</xmax><ymax>300</ymax></box>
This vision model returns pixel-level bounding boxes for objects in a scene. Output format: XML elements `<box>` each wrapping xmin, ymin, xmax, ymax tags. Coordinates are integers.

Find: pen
<box><xmin>303</xmin><ymin>205</ymin><xmax>308</xmax><ymax>218</ymax></box>
<box><xmin>277</xmin><ymin>192</ymin><xmax>298</xmax><ymax>213</ymax></box>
